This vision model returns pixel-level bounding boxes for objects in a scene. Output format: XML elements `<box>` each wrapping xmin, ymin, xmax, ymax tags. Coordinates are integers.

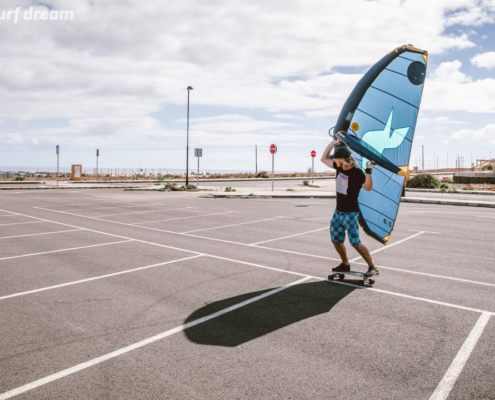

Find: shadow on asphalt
<box><xmin>183</xmin><ymin>281</ymin><xmax>355</xmax><ymax>347</ymax></box>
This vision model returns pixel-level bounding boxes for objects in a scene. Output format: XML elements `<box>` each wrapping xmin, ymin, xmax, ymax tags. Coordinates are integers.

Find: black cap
<box><xmin>329</xmin><ymin>146</ymin><xmax>351</xmax><ymax>160</ymax></box>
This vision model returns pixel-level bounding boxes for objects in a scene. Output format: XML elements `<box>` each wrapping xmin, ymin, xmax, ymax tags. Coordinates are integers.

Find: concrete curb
<box><xmin>406</xmin><ymin>188</ymin><xmax>495</xmax><ymax>196</ymax></box>
<box><xmin>0</xmin><ymin>176</ymin><xmax>335</xmax><ymax>185</ymax></box>
<box><xmin>209</xmin><ymin>193</ymin><xmax>336</xmax><ymax>199</ymax></box>
<box><xmin>401</xmin><ymin>197</ymin><xmax>495</xmax><ymax>208</ymax></box>
<box><xmin>0</xmin><ymin>186</ymin><xmax>149</xmax><ymax>190</ymax></box>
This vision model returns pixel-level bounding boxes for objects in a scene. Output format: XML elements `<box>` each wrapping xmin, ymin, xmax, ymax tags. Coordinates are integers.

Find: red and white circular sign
<box><xmin>311</xmin><ymin>150</ymin><xmax>316</xmax><ymax>158</ymax></box>
<box><xmin>270</xmin><ymin>144</ymin><xmax>277</xmax><ymax>154</ymax></box>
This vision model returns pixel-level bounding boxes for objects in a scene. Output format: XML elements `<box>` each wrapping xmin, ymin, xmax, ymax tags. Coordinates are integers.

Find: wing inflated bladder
<box><xmin>332</xmin><ymin>44</ymin><xmax>428</xmax><ymax>244</ymax></box>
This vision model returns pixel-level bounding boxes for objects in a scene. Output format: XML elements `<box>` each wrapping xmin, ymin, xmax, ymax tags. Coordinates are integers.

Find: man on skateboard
<box><xmin>321</xmin><ymin>139</ymin><xmax>379</xmax><ymax>277</ymax></box>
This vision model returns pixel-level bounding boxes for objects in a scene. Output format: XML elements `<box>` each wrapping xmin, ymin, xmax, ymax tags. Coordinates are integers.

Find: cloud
<box><xmin>471</xmin><ymin>51</ymin><xmax>495</xmax><ymax>69</ymax></box>
<box><xmin>423</xmin><ymin>61</ymin><xmax>495</xmax><ymax>113</ymax></box>
<box><xmin>449</xmin><ymin>123</ymin><xmax>495</xmax><ymax>143</ymax></box>
<box><xmin>0</xmin><ymin>0</ymin><xmax>494</xmax><ymax>170</ymax></box>
<box><xmin>176</xmin><ymin>115</ymin><xmax>295</xmax><ymax>133</ymax></box>
<box><xmin>417</xmin><ymin>116</ymin><xmax>467</xmax><ymax>125</ymax></box>
<box><xmin>273</xmin><ymin>114</ymin><xmax>301</xmax><ymax>119</ymax></box>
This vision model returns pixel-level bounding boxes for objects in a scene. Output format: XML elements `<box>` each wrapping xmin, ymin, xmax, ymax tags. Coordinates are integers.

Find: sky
<box><xmin>0</xmin><ymin>0</ymin><xmax>495</xmax><ymax>173</ymax></box>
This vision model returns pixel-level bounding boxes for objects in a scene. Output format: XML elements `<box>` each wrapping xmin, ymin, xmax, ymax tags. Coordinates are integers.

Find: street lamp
<box><xmin>186</xmin><ymin>86</ymin><xmax>193</xmax><ymax>186</ymax></box>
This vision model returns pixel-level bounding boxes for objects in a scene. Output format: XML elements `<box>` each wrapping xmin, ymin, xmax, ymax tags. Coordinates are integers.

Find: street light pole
<box><xmin>186</xmin><ymin>86</ymin><xmax>193</xmax><ymax>186</ymax></box>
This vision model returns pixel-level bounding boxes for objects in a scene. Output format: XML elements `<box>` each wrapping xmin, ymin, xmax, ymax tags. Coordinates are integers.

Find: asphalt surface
<box><xmin>0</xmin><ymin>189</ymin><xmax>494</xmax><ymax>399</ymax></box>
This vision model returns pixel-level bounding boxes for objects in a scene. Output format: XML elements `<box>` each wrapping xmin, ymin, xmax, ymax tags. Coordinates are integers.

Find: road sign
<box><xmin>195</xmin><ymin>148</ymin><xmax>202</xmax><ymax>157</ymax></box>
<box><xmin>56</xmin><ymin>145</ymin><xmax>59</xmax><ymax>155</ymax></box>
<box><xmin>270</xmin><ymin>144</ymin><xmax>277</xmax><ymax>154</ymax></box>
<box><xmin>96</xmin><ymin>149</ymin><xmax>99</xmax><ymax>157</ymax></box>
<box><xmin>311</xmin><ymin>150</ymin><xmax>316</xmax><ymax>158</ymax></box>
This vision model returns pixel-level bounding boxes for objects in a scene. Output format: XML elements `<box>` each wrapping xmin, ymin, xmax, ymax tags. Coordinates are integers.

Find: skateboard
<box><xmin>328</xmin><ymin>270</ymin><xmax>376</xmax><ymax>286</ymax></box>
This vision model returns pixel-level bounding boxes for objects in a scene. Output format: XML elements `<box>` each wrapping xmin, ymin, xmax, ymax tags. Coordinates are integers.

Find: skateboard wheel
<box><xmin>338</xmin><ymin>274</ymin><xmax>345</xmax><ymax>281</ymax></box>
<box><xmin>328</xmin><ymin>275</ymin><xmax>334</xmax><ymax>281</ymax></box>
<box><xmin>369</xmin><ymin>279</ymin><xmax>375</xmax><ymax>285</ymax></box>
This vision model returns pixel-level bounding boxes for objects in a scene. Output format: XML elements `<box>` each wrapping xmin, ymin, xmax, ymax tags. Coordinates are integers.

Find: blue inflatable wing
<box><xmin>332</xmin><ymin>45</ymin><xmax>428</xmax><ymax>244</ymax></box>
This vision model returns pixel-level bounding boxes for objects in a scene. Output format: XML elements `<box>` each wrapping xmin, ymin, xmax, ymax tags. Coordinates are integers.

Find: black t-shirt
<box><xmin>333</xmin><ymin>162</ymin><xmax>366</xmax><ymax>213</ymax></box>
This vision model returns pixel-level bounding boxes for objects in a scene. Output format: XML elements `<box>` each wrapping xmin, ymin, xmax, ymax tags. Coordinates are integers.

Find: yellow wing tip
<box><xmin>398</xmin><ymin>166</ymin><xmax>409</xmax><ymax>176</ymax></box>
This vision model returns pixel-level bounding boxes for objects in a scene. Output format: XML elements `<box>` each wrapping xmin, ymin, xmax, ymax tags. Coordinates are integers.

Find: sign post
<box><xmin>96</xmin><ymin>149</ymin><xmax>99</xmax><ymax>180</ymax></box>
<box><xmin>311</xmin><ymin>150</ymin><xmax>316</xmax><ymax>183</ymax></box>
<box><xmin>195</xmin><ymin>148</ymin><xmax>202</xmax><ymax>187</ymax></box>
<box><xmin>56</xmin><ymin>145</ymin><xmax>59</xmax><ymax>187</ymax></box>
<box><xmin>270</xmin><ymin>144</ymin><xmax>277</xmax><ymax>191</ymax></box>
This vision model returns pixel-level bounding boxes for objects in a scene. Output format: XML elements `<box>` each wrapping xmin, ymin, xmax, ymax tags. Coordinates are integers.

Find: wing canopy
<box><xmin>332</xmin><ymin>45</ymin><xmax>428</xmax><ymax>244</ymax></box>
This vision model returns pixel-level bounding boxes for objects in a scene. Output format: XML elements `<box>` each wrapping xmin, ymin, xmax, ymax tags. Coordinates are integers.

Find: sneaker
<box><xmin>364</xmin><ymin>266</ymin><xmax>379</xmax><ymax>277</ymax></box>
<box><xmin>332</xmin><ymin>263</ymin><xmax>351</xmax><ymax>272</ymax></box>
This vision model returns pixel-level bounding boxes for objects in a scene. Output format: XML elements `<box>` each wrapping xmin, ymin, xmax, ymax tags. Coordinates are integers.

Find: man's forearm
<box><xmin>321</xmin><ymin>141</ymin><xmax>337</xmax><ymax>162</ymax></box>
<box><xmin>363</xmin><ymin>174</ymin><xmax>373</xmax><ymax>191</ymax></box>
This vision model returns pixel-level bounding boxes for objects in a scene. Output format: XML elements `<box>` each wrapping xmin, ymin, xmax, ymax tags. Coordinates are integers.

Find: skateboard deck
<box><xmin>328</xmin><ymin>270</ymin><xmax>376</xmax><ymax>286</ymax></box>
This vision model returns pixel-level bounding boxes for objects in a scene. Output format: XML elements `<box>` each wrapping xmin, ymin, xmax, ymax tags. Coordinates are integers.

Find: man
<box><xmin>321</xmin><ymin>139</ymin><xmax>379</xmax><ymax>277</ymax></box>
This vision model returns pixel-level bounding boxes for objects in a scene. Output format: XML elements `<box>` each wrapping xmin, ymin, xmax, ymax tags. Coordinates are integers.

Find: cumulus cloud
<box><xmin>0</xmin><ymin>0</ymin><xmax>493</xmax><ymax>167</ymax></box>
<box><xmin>449</xmin><ymin>123</ymin><xmax>495</xmax><ymax>143</ymax></box>
<box><xmin>471</xmin><ymin>51</ymin><xmax>495</xmax><ymax>68</ymax></box>
<box><xmin>417</xmin><ymin>116</ymin><xmax>467</xmax><ymax>125</ymax></box>
<box><xmin>423</xmin><ymin>61</ymin><xmax>495</xmax><ymax>113</ymax></box>
<box><xmin>178</xmin><ymin>115</ymin><xmax>295</xmax><ymax>133</ymax></box>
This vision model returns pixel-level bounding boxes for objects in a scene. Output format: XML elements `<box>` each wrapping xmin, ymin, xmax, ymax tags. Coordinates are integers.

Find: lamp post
<box><xmin>186</xmin><ymin>86</ymin><xmax>193</xmax><ymax>186</ymax></box>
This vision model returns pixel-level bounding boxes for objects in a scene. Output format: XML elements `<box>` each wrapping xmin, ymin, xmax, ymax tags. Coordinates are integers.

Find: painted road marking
<box><xmin>60</xmin><ymin>203</ymin><xmax>179</xmax><ymax>213</ymax></box>
<box><xmin>0</xmin><ymin>255</ymin><xmax>203</xmax><ymax>301</ymax></box>
<box><xmin>429</xmin><ymin>312</ymin><xmax>492</xmax><ymax>400</ymax></box>
<box><xmin>0</xmin><ymin>229</ymin><xmax>83</xmax><ymax>240</ymax></box>
<box><xmin>181</xmin><ymin>217</ymin><xmax>282</xmax><ymax>234</ymax></box>
<box><xmin>350</xmin><ymin>231</ymin><xmax>425</xmax><ymax>262</ymax></box>
<box><xmin>0</xmin><ymin>276</ymin><xmax>311</xmax><ymax>400</ymax></box>
<box><xmin>132</xmin><ymin>211</ymin><xmax>237</xmax><ymax>225</ymax></box>
<box><xmin>78</xmin><ymin>206</ymin><xmax>196</xmax><ymax>218</ymax></box>
<box><xmin>29</xmin><ymin>207</ymin><xmax>495</xmax><ymax>289</ymax></box>
<box><xmin>0</xmin><ymin>221</ymin><xmax>46</xmax><ymax>227</ymax></box>
<box><xmin>1</xmin><ymin>208</ymin><xmax>494</xmax><ymax>313</ymax></box>
<box><xmin>250</xmin><ymin>227</ymin><xmax>327</xmax><ymax>245</ymax></box>
<box><xmin>0</xmin><ymin>240</ymin><xmax>133</xmax><ymax>261</ymax></box>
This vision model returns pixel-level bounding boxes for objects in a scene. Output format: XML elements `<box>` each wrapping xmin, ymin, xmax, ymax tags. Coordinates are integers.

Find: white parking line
<box><xmin>30</xmin><ymin>206</ymin><xmax>495</xmax><ymax>289</ymax></box>
<box><xmin>0</xmin><ymin>240</ymin><xmax>133</xmax><ymax>261</ymax></box>
<box><xmin>75</xmin><ymin>206</ymin><xmax>196</xmax><ymax>218</ymax></box>
<box><xmin>181</xmin><ymin>217</ymin><xmax>282</xmax><ymax>234</ymax></box>
<box><xmin>0</xmin><ymin>221</ymin><xmax>46</xmax><ymax>227</ymax></box>
<box><xmin>132</xmin><ymin>211</ymin><xmax>237</xmax><ymax>225</ymax></box>
<box><xmin>38</xmin><ymin>200</ymin><xmax>138</xmax><ymax>209</ymax></box>
<box><xmin>2</xmin><ymin>208</ymin><xmax>494</xmax><ymax>309</ymax></box>
<box><xmin>0</xmin><ymin>276</ymin><xmax>311</xmax><ymax>400</ymax></box>
<box><xmin>0</xmin><ymin>214</ymin><xmax>19</xmax><ymax>218</ymax></box>
<box><xmin>350</xmin><ymin>231</ymin><xmax>425</xmax><ymax>262</ymax></box>
<box><xmin>60</xmin><ymin>203</ymin><xmax>174</xmax><ymax>213</ymax></box>
<box><xmin>0</xmin><ymin>255</ymin><xmax>203</xmax><ymax>301</ymax></box>
<box><xmin>250</xmin><ymin>227</ymin><xmax>327</xmax><ymax>245</ymax></box>
<box><xmin>0</xmin><ymin>229</ymin><xmax>84</xmax><ymax>240</ymax></box>
<box><xmin>429</xmin><ymin>312</ymin><xmax>492</xmax><ymax>400</ymax></box>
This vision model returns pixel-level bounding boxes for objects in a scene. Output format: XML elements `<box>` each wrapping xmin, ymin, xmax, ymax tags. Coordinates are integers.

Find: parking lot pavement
<box><xmin>0</xmin><ymin>189</ymin><xmax>493</xmax><ymax>399</ymax></box>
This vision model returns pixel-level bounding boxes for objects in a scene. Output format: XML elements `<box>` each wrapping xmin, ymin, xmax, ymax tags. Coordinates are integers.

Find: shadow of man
<box><xmin>184</xmin><ymin>281</ymin><xmax>356</xmax><ymax>347</ymax></box>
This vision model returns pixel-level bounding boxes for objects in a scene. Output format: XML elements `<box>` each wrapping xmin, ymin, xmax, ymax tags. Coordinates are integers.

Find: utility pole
<box><xmin>186</xmin><ymin>86</ymin><xmax>193</xmax><ymax>186</ymax></box>
<box><xmin>422</xmin><ymin>145</ymin><xmax>424</xmax><ymax>171</ymax></box>
<box><xmin>255</xmin><ymin>145</ymin><xmax>257</xmax><ymax>174</ymax></box>
<box><xmin>96</xmin><ymin>149</ymin><xmax>99</xmax><ymax>180</ymax></box>
<box><xmin>56</xmin><ymin>145</ymin><xmax>59</xmax><ymax>187</ymax></box>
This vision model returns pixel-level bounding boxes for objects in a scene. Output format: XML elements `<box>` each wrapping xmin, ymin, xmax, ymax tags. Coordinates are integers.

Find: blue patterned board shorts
<box><xmin>330</xmin><ymin>210</ymin><xmax>361</xmax><ymax>246</ymax></box>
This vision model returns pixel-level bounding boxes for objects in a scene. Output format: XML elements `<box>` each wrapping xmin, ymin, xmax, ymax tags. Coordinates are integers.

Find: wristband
<box><xmin>365</xmin><ymin>168</ymin><xmax>372</xmax><ymax>174</ymax></box>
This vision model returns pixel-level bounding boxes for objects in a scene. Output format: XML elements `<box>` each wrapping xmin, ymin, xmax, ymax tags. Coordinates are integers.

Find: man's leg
<box><xmin>330</xmin><ymin>210</ymin><xmax>349</xmax><ymax>270</ymax></box>
<box><xmin>346</xmin><ymin>212</ymin><xmax>378</xmax><ymax>276</ymax></box>
<box><xmin>333</xmin><ymin>242</ymin><xmax>349</xmax><ymax>265</ymax></box>
<box><xmin>351</xmin><ymin>243</ymin><xmax>375</xmax><ymax>267</ymax></box>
